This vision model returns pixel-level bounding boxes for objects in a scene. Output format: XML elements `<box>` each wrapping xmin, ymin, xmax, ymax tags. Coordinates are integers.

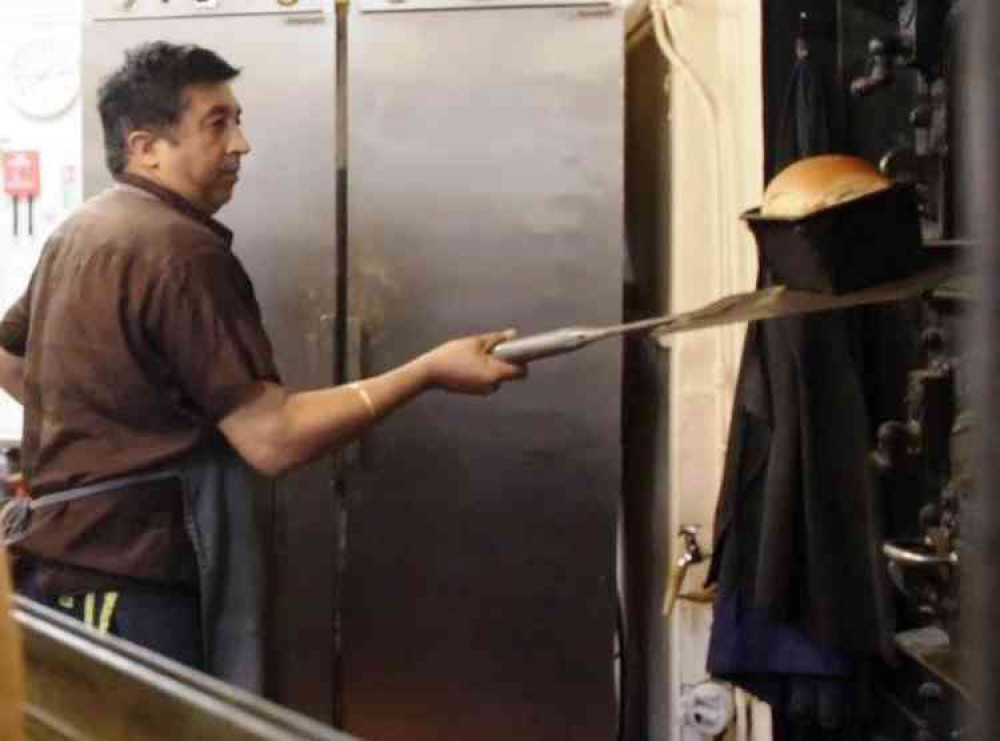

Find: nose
<box><xmin>231</xmin><ymin>125</ymin><xmax>251</xmax><ymax>156</ymax></box>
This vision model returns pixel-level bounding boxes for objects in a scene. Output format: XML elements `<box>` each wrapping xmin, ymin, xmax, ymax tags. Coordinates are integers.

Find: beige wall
<box><xmin>657</xmin><ymin>1</ymin><xmax>763</xmax><ymax>738</ymax></box>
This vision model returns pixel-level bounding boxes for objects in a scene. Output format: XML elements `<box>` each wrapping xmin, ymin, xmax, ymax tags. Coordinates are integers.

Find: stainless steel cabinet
<box><xmin>342</xmin><ymin>5</ymin><xmax>623</xmax><ymax>739</ymax></box>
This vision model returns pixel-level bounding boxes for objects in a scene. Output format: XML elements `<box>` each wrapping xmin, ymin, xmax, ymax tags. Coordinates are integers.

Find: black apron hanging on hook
<box><xmin>775</xmin><ymin>12</ymin><xmax>833</xmax><ymax>171</ymax></box>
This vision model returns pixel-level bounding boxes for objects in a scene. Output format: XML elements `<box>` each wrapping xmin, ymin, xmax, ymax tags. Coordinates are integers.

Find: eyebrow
<box><xmin>201</xmin><ymin>105</ymin><xmax>242</xmax><ymax>122</ymax></box>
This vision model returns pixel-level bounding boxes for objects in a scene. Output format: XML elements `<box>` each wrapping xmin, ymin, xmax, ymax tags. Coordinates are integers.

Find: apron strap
<box><xmin>1</xmin><ymin>469</ymin><xmax>181</xmax><ymax>546</ymax></box>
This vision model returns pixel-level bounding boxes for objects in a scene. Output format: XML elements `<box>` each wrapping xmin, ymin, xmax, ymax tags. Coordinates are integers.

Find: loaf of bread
<box><xmin>761</xmin><ymin>155</ymin><xmax>891</xmax><ymax>219</ymax></box>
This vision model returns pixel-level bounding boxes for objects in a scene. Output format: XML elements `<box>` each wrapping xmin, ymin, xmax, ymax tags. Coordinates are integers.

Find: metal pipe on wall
<box><xmin>963</xmin><ymin>0</ymin><xmax>998</xmax><ymax>737</ymax></box>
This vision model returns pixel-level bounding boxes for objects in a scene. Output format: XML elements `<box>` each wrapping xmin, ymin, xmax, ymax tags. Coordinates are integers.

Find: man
<box><xmin>0</xmin><ymin>42</ymin><xmax>523</xmax><ymax>683</ymax></box>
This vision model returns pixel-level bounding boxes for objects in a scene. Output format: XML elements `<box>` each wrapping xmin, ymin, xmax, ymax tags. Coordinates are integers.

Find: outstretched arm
<box><xmin>218</xmin><ymin>330</ymin><xmax>524</xmax><ymax>477</ymax></box>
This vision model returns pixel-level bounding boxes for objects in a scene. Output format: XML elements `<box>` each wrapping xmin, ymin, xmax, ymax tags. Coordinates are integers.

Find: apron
<box><xmin>0</xmin><ymin>438</ymin><xmax>264</xmax><ymax>694</ymax></box>
<box><xmin>178</xmin><ymin>438</ymin><xmax>265</xmax><ymax>694</ymax></box>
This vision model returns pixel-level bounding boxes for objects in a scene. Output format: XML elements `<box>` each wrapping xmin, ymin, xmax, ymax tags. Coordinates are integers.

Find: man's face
<box><xmin>148</xmin><ymin>82</ymin><xmax>251</xmax><ymax>214</ymax></box>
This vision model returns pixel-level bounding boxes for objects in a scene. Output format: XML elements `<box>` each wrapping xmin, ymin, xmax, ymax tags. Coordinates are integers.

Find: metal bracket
<box><xmin>360</xmin><ymin>0</ymin><xmax>610</xmax><ymax>14</ymax></box>
<box><xmin>87</xmin><ymin>0</ymin><xmax>324</xmax><ymax>22</ymax></box>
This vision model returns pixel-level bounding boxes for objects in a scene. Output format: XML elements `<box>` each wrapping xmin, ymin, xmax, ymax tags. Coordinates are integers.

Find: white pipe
<box><xmin>650</xmin><ymin>1</ymin><xmax>736</xmax><ymax>370</ymax></box>
<box><xmin>651</xmin><ymin>0</ymin><xmax>739</xmax><ymax>472</ymax></box>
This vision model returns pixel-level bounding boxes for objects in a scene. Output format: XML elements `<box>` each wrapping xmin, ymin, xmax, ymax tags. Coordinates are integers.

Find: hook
<box><xmin>796</xmin><ymin>11</ymin><xmax>810</xmax><ymax>59</ymax></box>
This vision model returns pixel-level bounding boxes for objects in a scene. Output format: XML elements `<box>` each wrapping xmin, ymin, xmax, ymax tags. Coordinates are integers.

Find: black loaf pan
<box><xmin>741</xmin><ymin>183</ymin><xmax>923</xmax><ymax>294</ymax></box>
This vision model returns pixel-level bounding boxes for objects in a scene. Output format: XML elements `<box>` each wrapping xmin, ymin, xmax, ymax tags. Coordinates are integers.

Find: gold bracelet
<box><xmin>348</xmin><ymin>382</ymin><xmax>377</xmax><ymax>421</ymax></box>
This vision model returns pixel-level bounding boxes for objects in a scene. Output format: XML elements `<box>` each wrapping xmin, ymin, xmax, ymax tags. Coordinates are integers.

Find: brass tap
<box><xmin>662</xmin><ymin>526</ymin><xmax>710</xmax><ymax>617</ymax></box>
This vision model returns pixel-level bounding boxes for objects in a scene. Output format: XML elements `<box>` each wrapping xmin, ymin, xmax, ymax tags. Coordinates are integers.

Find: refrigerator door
<box><xmin>345</xmin><ymin>6</ymin><xmax>624</xmax><ymax>740</ymax></box>
<box><xmin>82</xmin><ymin>1</ymin><xmax>340</xmax><ymax>723</ymax></box>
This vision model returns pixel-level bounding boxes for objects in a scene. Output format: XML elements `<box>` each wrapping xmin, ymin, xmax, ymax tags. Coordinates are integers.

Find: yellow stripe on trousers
<box><xmin>98</xmin><ymin>592</ymin><xmax>119</xmax><ymax>634</ymax></box>
<box><xmin>60</xmin><ymin>592</ymin><xmax>119</xmax><ymax>635</ymax></box>
<box><xmin>84</xmin><ymin>593</ymin><xmax>95</xmax><ymax>628</ymax></box>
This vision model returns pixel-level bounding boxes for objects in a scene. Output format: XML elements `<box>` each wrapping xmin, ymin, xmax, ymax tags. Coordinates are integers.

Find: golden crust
<box><xmin>761</xmin><ymin>155</ymin><xmax>891</xmax><ymax>219</ymax></box>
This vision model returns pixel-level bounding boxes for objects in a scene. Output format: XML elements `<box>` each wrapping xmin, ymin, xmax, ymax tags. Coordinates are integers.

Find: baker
<box><xmin>0</xmin><ymin>41</ymin><xmax>524</xmax><ymax>689</ymax></box>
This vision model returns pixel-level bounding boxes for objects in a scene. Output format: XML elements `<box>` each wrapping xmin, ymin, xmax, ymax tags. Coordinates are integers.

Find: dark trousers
<box><xmin>20</xmin><ymin>583</ymin><xmax>204</xmax><ymax>671</ymax></box>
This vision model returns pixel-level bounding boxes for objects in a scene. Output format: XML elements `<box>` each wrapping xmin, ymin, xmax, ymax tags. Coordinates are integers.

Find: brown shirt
<box><xmin>0</xmin><ymin>174</ymin><xmax>279</xmax><ymax>594</ymax></box>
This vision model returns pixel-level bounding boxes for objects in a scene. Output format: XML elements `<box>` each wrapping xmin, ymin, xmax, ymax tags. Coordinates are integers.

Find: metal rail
<box><xmin>12</xmin><ymin>596</ymin><xmax>354</xmax><ymax>741</ymax></box>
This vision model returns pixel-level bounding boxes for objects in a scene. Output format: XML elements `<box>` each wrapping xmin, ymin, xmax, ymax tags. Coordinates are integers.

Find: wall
<box><xmin>625</xmin><ymin>1</ymin><xmax>764</xmax><ymax>738</ymax></box>
<box><xmin>663</xmin><ymin>1</ymin><xmax>763</xmax><ymax>738</ymax></box>
<box><xmin>0</xmin><ymin>0</ymin><xmax>84</xmax><ymax>442</ymax></box>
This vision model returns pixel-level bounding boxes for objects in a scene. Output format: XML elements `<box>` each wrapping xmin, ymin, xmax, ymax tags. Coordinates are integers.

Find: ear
<box><xmin>126</xmin><ymin>130</ymin><xmax>163</xmax><ymax>170</ymax></box>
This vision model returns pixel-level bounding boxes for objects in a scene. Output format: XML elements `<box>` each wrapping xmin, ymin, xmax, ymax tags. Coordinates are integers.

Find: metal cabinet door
<box><xmin>344</xmin><ymin>6</ymin><xmax>624</xmax><ymax>739</ymax></box>
<box><xmin>82</xmin><ymin>1</ymin><xmax>339</xmax><ymax>723</ymax></box>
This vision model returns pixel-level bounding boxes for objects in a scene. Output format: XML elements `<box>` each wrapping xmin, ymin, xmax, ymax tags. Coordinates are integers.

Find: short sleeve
<box><xmin>0</xmin><ymin>290</ymin><xmax>30</xmax><ymax>357</ymax></box>
<box><xmin>145</xmin><ymin>250</ymin><xmax>280</xmax><ymax>422</ymax></box>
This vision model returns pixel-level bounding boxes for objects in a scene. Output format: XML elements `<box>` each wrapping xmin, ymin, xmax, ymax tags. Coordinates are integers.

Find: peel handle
<box><xmin>491</xmin><ymin>328</ymin><xmax>594</xmax><ymax>364</ymax></box>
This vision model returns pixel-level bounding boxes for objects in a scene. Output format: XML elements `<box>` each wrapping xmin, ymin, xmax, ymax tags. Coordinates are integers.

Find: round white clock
<box><xmin>5</xmin><ymin>32</ymin><xmax>81</xmax><ymax>120</ymax></box>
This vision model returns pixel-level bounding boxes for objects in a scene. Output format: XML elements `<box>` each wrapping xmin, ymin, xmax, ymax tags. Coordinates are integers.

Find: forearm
<box><xmin>220</xmin><ymin>329</ymin><xmax>523</xmax><ymax>478</ymax></box>
<box><xmin>281</xmin><ymin>355</ymin><xmax>433</xmax><ymax>462</ymax></box>
<box><xmin>0</xmin><ymin>349</ymin><xmax>24</xmax><ymax>405</ymax></box>
<box><xmin>220</xmin><ymin>355</ymin><xmax>433</xmax><ymax>476</ymax></box>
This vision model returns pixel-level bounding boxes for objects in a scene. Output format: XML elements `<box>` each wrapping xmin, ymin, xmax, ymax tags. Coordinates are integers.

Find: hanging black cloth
<box><xmin>774</xmin><ymin>29</ymin><xmax>833</xmax><ymax>172</ymax></box>
<box><xmin>707</xmin><ymin>275</ymin><xmax>919</xmax><ymax>739</ymax></box>
<box><xmin>708</xmin><ymin>300</ymin><xmax>915</xmax><ymax>652</ymax></box>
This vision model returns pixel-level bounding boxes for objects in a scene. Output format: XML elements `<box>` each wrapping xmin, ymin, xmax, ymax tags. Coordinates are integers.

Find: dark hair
<box><xmin>98</xmin><ymin>42</ymin><xmax>240</xmax><ymax>175</ymax></box>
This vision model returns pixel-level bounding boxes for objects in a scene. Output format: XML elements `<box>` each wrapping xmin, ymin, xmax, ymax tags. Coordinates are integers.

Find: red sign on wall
<box><xmin>3</xmin><ymin>151</ymin><xmax>41</xmax><ymax>198</ymax></box>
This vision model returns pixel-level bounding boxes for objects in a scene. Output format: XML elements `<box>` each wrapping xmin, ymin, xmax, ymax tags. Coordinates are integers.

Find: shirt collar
<box><xmin>114</xmin><ymin>172</ymin><xmax>234</xmax><ymax>247</ymax></box>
